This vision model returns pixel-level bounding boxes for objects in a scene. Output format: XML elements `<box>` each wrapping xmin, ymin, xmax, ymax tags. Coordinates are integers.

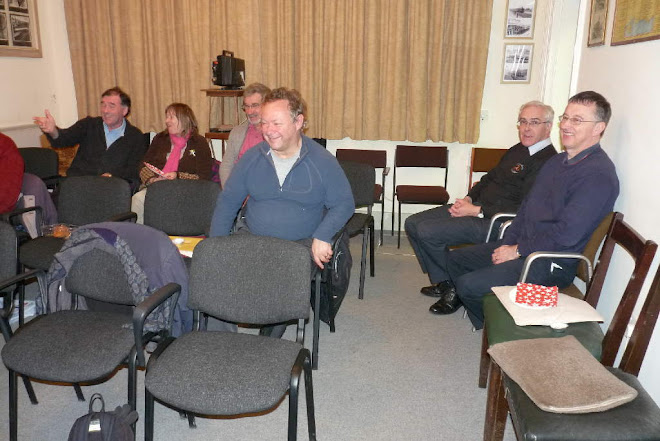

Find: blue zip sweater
<box><xmin>503</xmin><ymin>143</ymin><xmax>619</xmax><ymax>257</ymax></box>
<box><xmin>210</xmin><ymin>135</ymin><xmax>354</xmax><ymax>243</ymax></box>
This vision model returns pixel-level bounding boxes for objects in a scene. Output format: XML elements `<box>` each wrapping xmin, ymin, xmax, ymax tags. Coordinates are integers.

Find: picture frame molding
<box><xmin>587</xmin><ymin>0</ymin><xmax>609</xmax><ymax>47</ymax></box>
<box><xmin>504</xmin><ymin>0</ymin><xmax>537</xmax><ymax>39</ymax></box>
<box><xmin>501</xmin><ymin>43</ymin><xmax>534</xmax><ymax>84</ymax></box>
<box><xmin>0</xmin><ymin>0</ymin><xmax>42</xmax><ymax>58</ymax></box>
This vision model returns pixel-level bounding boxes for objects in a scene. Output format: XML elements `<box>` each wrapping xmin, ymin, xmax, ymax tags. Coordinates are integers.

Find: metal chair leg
<box><xmin>9</xmin><ymin>369</ymin><xmax>18</xmax><ymax>441</ymax></box>
<box><xmin>369</xmin><ymin>217</ymin><xmax>375</xmax><ymax>277</ymax></box>
<box><xmin>145</xmin><ymin>388</ymin><xmax>155</xmax><ymax>441</ymax></box>
<box><xmin>312</xmin><ymin>271</ymin><xmax>321</xmax><ymax>370</ymax></box>
<box><xmin>358</xmin><ymin>225</ymin><xmax>368</xmax><ymax>300</ymax></box>
<box><xmin>397</xmin><ymin>202</ymin><xmax>402</xmax><ymax>248</ymax></box>
<box><xmin>304</xmin><ymin>354</ymin><xmax>317</xmax><ymax>441</ymax></box>
<box><xmin>74</xmin><ymin>383</ymin><xmax>85</xmax><ymax>401</ymax></box>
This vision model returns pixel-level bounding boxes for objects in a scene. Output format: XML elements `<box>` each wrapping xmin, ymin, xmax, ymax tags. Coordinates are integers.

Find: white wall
<box><xmin>0</xmin><ymin>0</ymin><xmax>76</xmax><ymax>146</ymax></box>
<box><xmin>575</xmin><ymin>0</ymin><xmax>660</xmax><ymax>403</ymax></box>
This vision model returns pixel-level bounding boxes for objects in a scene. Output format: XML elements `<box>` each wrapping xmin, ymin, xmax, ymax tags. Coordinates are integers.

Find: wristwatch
<box><xmin>515</xmin><ymin>246</ymin><xmax>521</xmax><ymax>258</ymax></box>
<box><xmin>477</xmin><ymin>208</ymin><xmax>484</xmax><ymax>219</ymax></box>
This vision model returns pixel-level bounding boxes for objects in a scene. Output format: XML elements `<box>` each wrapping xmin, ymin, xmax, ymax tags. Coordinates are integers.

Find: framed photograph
<box><xmin>501</xmin><ymin>44</ymin><xmax>533</xmax><ymax>84</ymax></box>
<box><xmin>611</xmin><ymin>0</ymin><xmax>660</xmax><ymax>46</ymax></box>
<box><xmin>504</xmin><ymin>0</ymin><xmax>536</xmax><ymax>39</ymax></box>
<box><xmin>0</xmin><ymin>0</ymin><xmax>41</xmax><ymax>57</ymax></box>
<box><xmin>588</xmin><ymin>0</ymin><xmax>609</xmax><ymax>47</ymax></box>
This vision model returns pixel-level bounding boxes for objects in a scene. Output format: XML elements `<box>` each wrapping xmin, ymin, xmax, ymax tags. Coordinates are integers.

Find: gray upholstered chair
<box><xmin>1</xmin><ymin>247</ymin><xmax>180</xmax><ymax>441</ymax></box>
<box><xmin>339</xmin><ymin>160</ymin><xmax>375</xmax><ymax>299</ymax></box>
<box><xmin>17</xmin><ymin>175</ymin><xmax>136</xmax><ymax>271</ymax></box>
<box><xmin>143</xmin><ymin>179</ymin><xmax>220</xmax><ymax>237</ymax></box>
<box><xmin>18</xmin><ymin>147</ymin><xmax>62</xmax><ymax>190</ymax></box>
<box><xmin>0</xmin><ymin>221</ymin><xmax>39</xmax><ymax>405</ymax></box>
<box><xmin>144</xmin><ymin>235</ymin><xmax>316</xmax><ymax>441</ymax></box>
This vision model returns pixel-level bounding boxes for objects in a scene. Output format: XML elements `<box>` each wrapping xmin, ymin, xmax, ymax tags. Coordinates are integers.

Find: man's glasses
<box><xmin>517</xmin><ymin>119</ymin><xmax>550</xmax><ymax>127</ymax></box>
<box><xmin>558</xmin><ymin>115</ymin><xmax>601</xmax><ymax>126</ymax></box>
<box><xmin>242</xmin><ymin>103</ymin><xmax>261</xmax><ymax>111</ymax></box>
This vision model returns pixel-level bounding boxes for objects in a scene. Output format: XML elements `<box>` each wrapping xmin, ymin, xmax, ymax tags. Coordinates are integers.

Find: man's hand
<box><xmin>311</xmin><ymin>238</ymin><xmax>333</xmax><ymax>269</ymax></box>
<box><xmin>33</xmin><ymin>110</ymin><xmax>58</xmax><ymax>137</ymax></box>
<box><xmin>101</xmin><ymin>173</ymin><xmax>112</xmax><ymax>177</ymax></box>
<box><xmin>449</xmin><ymin>196</ymin><xmax>481</xmax><ymax>218</ymax></box>
<box><xmin>162</xmin><ymin>171</ymin><xmax>177</xmax><ymax>180</ymax></box>
<box><xmin>492</xmin><ymin>245</ymin><xmax>519</xmax><ymax>265</ymax></box>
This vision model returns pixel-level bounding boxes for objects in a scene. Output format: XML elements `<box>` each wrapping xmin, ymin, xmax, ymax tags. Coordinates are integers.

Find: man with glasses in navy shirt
<box><xmin>435</xmin><ymin>91</ymin><xmax>619</xmax><ymax>329</ymax></box>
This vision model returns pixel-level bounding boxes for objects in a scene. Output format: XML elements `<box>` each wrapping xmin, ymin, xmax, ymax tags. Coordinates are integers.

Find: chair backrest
<box><xmin>18</xmin><ymin>147</ymin><xmax>59</xmax><ymax>179</ymax></box>
<box><xmin>144</xmin><ymin>179</ymin><xmax>220</xmax><ymax>236</ymax></box>
<box><xmin>58</xmin><ymin>176</ymin><xmax>132</xmax><ymax>226</ymax></box>
<box><xmin>394</xmin><ymin>145</ymin><xmax>449</xmax><ymax>188</ymax></box>
<box><xmin>577</xmin><ymin>212</ymin><xmax>618</xmax><ymax>285</ymax></box>
<box><xmin>618</xmin><ymin>262</ymin><xmax>660</xmax><ymax>375</ymax></box>
<box><xmin>468</xmin><ymin>147</ymin><xmax>508</xmax><ymax>189</ymax></box>
<box><xmin>336</xmin><ymin>149</ymin><xmax>387</xmax><ymax>169</ymax></box>
<box><xmin>0</xmin><ymin>222</ymin><xmax>17</xmax><ymax>281</ymax></box>
<box><xmin>338</xmin><ymin>160</ymin><xmax>376</xmax><ymax>208</ymax></box>
<box><xmin>65</xmin><ymin>248</ymin><xmax>135</xmax><ymax>305</ymax></box>
<box><xmin>585</xmin><ymin>217</ymin><xmax>658</xmax><ymax>369</ymax></box>
<box><xmin>189</xmin><ymin>235</ymin><xmax>310</xmax><ymax>326</ymax></box>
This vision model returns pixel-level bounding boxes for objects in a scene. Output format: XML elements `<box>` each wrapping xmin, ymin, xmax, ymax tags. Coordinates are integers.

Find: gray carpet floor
<box><xmin>0</xmin><ymin>233</ymin><xmax>517</xmax><ymax>440</ymax></box>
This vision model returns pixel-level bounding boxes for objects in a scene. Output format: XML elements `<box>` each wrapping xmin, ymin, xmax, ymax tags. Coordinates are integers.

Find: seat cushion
<box><xmin>396</xmin><ymin>185</ymin><xmax>449</xmax><ymax>204</ymax></box>
<box><xmin>19</xmin><ymin>236</ymin><xmax>65</xmax><ymax>270</ymax></box>
<box><xmin>1</xmin><ymin>310</ymin><xmax>134</xmax><ymax>382</ymax></box>
<box><xmin>483</xmin><ymin>294</ymin><xmax>604</xmax><ymax>359</ymax></box>
<box><xmin>506</xmin><ymin>368</ymin><xmax>660</xmax><ymax>441</ymax></box>
<box><xmin>145</xmin><ymin>331</ymin><xmax>303</xmax><ymax>415</ymax></box>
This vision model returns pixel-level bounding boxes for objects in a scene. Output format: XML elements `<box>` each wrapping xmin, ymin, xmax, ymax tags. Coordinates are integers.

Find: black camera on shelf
<box><xmin>212</xmin><ymin>50</ymin><xmax>245</xmax><ymax>89</ymax></box>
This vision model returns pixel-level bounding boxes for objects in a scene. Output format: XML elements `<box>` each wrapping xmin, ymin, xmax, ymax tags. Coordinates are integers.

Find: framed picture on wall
<box><xmin>501</xmin><ymin>44</ymin><xmax>533</xmax><ymax>84</ymax></box>
<box><xmin>504</xmin><ymin>0</ymin><xmax>536</xmax><ymax>39</ymax></box>
<box><xmin>611</xmin><ymin>0</ymin><xmax>660</xmax><ymax>46</ymax></box>
<box><xmin>588</xmin><ymin>0</ymin><xmax>609</xmax><ymax>47</ymax></box>
<box><xmin>0</xmin><ymin>0</ymin><xmax>41</xmax><ymax>58</ymax></box>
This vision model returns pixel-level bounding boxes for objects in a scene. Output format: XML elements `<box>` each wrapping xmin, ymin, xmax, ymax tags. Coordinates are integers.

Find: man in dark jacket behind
<box><xmin>33</xmin><ymin>87</ymin><xmax>146</xmax><ymax>188</ymax></box>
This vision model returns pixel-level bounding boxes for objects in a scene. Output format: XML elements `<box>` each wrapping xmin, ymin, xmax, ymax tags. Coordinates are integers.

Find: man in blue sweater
<box><xmin>431</xmin><ymin>91</ymin><xmax>619</xmax><ymax>329</ymax></box>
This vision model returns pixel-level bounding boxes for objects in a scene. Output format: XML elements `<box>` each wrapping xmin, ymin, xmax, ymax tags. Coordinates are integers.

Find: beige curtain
<box><xmin>64</xmin><ymin>0</ymin><xmax>492</xmax><ymax>143</ymax></box>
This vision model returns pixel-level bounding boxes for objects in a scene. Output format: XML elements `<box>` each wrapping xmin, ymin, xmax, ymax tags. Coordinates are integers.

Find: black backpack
<box><xmin>311</xmin><ymin>228</ymin><xmax>352</xmax><ymax>330</ymax></box>
<box><xmin>68</xmin><ymin>393</ymin><xmax>137</xmax><ymax>441</ymax></box>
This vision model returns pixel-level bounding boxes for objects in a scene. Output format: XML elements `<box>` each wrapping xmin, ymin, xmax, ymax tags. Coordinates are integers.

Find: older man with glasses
<box><xmin>219</xmin><ymin>82</ymin><xmax>271</xmax><ymax>187</ymax></box>
<box><xmin>435</xmin><ymin>91</ymin><xmax>619</xmax><ymax>330</ymax></box>
<box><xmin>405</xmin><ymin>101</ymin><xmax>557</xmax><ymax>306</ymax></box>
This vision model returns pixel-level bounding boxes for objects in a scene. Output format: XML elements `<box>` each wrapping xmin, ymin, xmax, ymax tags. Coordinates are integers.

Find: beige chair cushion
<box><xmin>492</xmin><ymin>285</ymin><xmax>604</xmax><ymax>326</ymax></box>
<box><xmin>488</xmin><ymin>335</ymin><xmax>638</xmax><ymax>414</ymax></box>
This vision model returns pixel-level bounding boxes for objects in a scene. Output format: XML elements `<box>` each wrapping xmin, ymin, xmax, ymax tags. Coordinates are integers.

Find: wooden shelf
<box><xmin>205</xmin><ymin>131</ymin><xmax>230</xmax><ymax>140</ymax></box>
<box><xmin>201</xmin><ymin>88</ymin><xmax>244</xmax><ymax>98</ymax></box>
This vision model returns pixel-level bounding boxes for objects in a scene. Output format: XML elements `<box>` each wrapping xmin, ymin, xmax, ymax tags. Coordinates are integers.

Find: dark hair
<box><xmin>568</xmin><ymin>91</ymin><xmax>611</xmax><ymax>124</ymax></box>
<box><xmin>163</xmin><ymin>103</ymin><xmax>199</xmax><ymax>137</ymax></box>
<box><xmin>263</xmin><ymin>87</ymin><xmax>308</xmax><ymax>128</ymax></box>
<box><xmin>102</xmin><ymin>87</ymin><xmax>132</xmax><ymax>115</ymax></box>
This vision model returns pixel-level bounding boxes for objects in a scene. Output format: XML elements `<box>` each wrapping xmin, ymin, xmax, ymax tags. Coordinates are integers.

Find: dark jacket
<box><xmin>48</xmin><ymin>116</ymin><xmax>146</xmax><ymax>184</ymax></box>
<box><xmin>468</xmin><ymin>142</ymin><xmax>556</xmax><ymax>218</ymax></box>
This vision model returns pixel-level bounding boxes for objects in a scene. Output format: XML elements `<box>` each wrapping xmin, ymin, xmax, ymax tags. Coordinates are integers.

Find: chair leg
<box><xmin>358</xmin><ymin>226</ymin><xmax>368</xmax><ymax>300</ymax></box>
<box><xmin>397</xmin><ymin>202</ymin><xmax>402</xmax><ymax>248</ymax></box>
<box><xmin>369</xmin><ymin>217</ymin><xmax>375</xmax><ymax>277</ymax></box>
<box><xmin>145</xmin><ymin>388</ymin><xmax>155</xmax><ymax>441</ymax></box>
<box><xmin>379</xmin><ymin>199</ymin><xmax>385</xmax><ymax>246</ymax></box>
<box><xmin>128</xmin><ymin>350</ymin><xmax>137</xmax><ymax>440</ymax></box>
<box><xmin>483</xmin><ymin>362</ymin><xmax>508</xmax><ymax>441</ymax></box>
<box><xmin>187</xmin><ymin>414</ymin><xmax>196</xmax><ymax>428</ymax></box>
<box><xmin>288</xmin><ymin>365</ymin><xmax>300</xmax><ymax>441</ymax></box>
<box><xmin>479</xmin><ymin>326</ymin><xmax>490</xmax><ymax>389</ymax></box>
<box><xmin>9</xmin><ymin>369</ymin><xmax>18</xmax><ymax>441</ymax></box>
<box><xmin>304</xmin><ymin>354</ymin><xmax>317</xmax><ymax>441</ymax></box>
<box><xmin>0</xmin><ymin>317</ymin><xmax>38</xmax><ymax>404</ymax></box>
<box><xmin>312</xmin><ymin>272</ymin><xmax>321</xmax><ymax>370</ymax></box>
<box><xmin>73</xmin><ymin>383</ymin><xmax>85</xmax><ymax>401</ymax></box>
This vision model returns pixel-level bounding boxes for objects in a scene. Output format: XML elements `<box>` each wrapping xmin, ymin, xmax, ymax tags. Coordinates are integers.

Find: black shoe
<box><xmin>429</xmin><ymin>288</ymin><xmax>462</xmax><ymax>314</ymax></box>
<box><xmin>420</xmin><ymin>280</ymin><xmax>454</xmax><ymax>297</ymax></box>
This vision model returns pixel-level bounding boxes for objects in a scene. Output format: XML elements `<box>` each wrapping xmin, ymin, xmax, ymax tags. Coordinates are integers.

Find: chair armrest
<box><xmin>0</xmin><ymin>269</ymin><xmax>43</xmax><ymax>319</ymax></box>
<box><xmin>382</xmin><ymin>167</ymin><xmax>391</xmax><ymax>176</ymax></box>
<box><xmin>2</xmin><ymin>206</ymin><xmax>44</xmax><ymax>237</ymax></box>
<box><xmin>519</xmin><ymin>252</ymin><xmax>592</xmax><ymax>284</ymax></box>
<box><xmin>132</xmin><ymin>282</ymin><xmax>181</xmax><ymax>366</ymax></box>
<box><xmin>485</xmin><ymin>212</ymin><xmax>516</xmax><ymax>242</ymax></box>
<box><xmin>41</xmin><ymin>175</ymin><xmax>62</xmax><ymax>189</ymax></box>
<box><xmin>107</xmin><ymin>211</ymin><xmax>138</xmax><ymax>223</ymax></box>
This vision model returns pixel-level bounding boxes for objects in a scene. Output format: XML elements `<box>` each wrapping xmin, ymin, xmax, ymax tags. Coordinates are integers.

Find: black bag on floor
<box><xmin>311</xmin><ymin>228</ymin><xmax>352</xmax><ymax>328</ymax></box>
<box><xmin>68</xmin><ymin>393</ymin><xmax>138</xmax><ymax>441</ymax></box>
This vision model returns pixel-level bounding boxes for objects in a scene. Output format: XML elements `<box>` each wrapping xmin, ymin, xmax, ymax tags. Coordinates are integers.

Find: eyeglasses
<box><xmin>517</xmin><ymin>119</ymin><xmax>550</xmax><ymax>127</ymax></box>
<box><xmin>242</xmin><ymin>103</ymin><xmax>261</xmax><ymax>111</ymax></box>
<box><xmin>558</xmin><ymin>115</ymin><xmax>601</xmax><ymax>126</ymax></box>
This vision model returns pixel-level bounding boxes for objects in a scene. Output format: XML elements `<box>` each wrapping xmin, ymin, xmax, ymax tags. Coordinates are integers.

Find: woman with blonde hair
<box><xmin>132</xmin><ymin>103</ymin><xmax>213</xmax><ymax>223</ymax></box>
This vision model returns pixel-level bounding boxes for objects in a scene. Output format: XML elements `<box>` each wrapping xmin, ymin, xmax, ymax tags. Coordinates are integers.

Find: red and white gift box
<box><xmin>514</xmin><ymin>283</ymin><xmax>559</xmax><ymax>308</ymax></box>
